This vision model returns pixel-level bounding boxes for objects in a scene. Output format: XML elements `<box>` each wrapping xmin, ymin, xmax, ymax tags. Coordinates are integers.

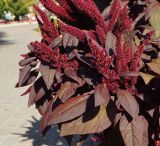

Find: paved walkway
<box><xmin>0</xmin><ymin>24</ymin><xmax>67</xmax><ymax>146</ymax></box>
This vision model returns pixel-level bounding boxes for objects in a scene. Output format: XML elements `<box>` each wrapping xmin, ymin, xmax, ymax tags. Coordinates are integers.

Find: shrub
<box><xmin>17</xmin><ymin>0</ymin><xmax>160</xmax><ymax>146</ymax></box>
<box><xmin>0</xmin><ymin>0</ymin><xmax>34</xmax><ymax>20</ymax></box>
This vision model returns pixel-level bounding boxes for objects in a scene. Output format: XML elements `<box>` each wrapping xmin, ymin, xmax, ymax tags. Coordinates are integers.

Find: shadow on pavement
<box><xmin>14</xmin><ymin>116</ymin><xmax>68</xmax><ymax>146</ymax></box>
<box><xmin>14</xmin><ymin>116</ymin><xmax>99</xmax><ymax>146</ymax></box>
<box><xmin>0</xmin><ymin>31</ymin><xmax>14</xmax><ymax>46</ymax></box>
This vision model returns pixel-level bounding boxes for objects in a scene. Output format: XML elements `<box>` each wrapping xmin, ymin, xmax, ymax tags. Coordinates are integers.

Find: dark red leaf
<box><xmin>40</xmin><ymin>97</ymin><xmax>57</xmax><ymax>135</ymax></box>
<box><xmin>119</xmin><ymin>115</ymin><xmax>148</xmax><ymax>146</ymax></box>
<box><xmin>17</xmin><ymin>69</ymin><xmax>39</xmax><ymax>87</ymax></box>
<box><xmin>30</xmin><ymin>61</ymin><xmax>38</xmax><ymax>67</ymax></box>
<box><xmin>35</xmin><ymin>91</ymin><xmax>53</xmax><ymax>116</ymax></box>
<box><xmin>49</xmin><ymin>35</ymin><xmax>62</xmax><ymax>48</ymax></box>
<box><xmin>105</xmin><ymin>31</ymin><xmax>116</xmax><ymax>52</ymax></box>
<box><xmin>72</xmin><ymin>36</ymin><xmax>79</xmax><ymax>47</ymax></box>
<box><xmin>23</xmin><ymin>69</ymin><xmax>39</xmax><ymax>86</ymax></box>
<box><xmin>79</xmin><ymin>66</ymin><xmax>101</xmax><ymax>86</ymax></box>
<box><xmin>94</xmin><ymin>84</ymin><xmax>110</xmax><ymax>107</ymax></box>
<box><xmin>67</xmin><ymin>34</ymin><xmax>74</xmax><ymax>47</ymax></box>
<box><xmin>74</xmin><ymin>50</ymin><xmax>95</xmax><ymax>67</ymax></box>
<box><xmin>60</xmin><ymin>105</ymin><xmax>111</xmax><ymax>136</ymax></box>
<box><xmin>21</xmin><ymin>54</ymin><xmax>29</xmax><ymax>58</ymax></box>
<box><xmin>62</xmin><ymin>32</ymin><xmax>69</xmax><ymax>48</ymax></box>
<box><xmin>102</xmin><ymin>5</ymin><xmax>110</xmax><ymax>19</ymax></box>
<box><xmin>17</xmin><ymin>65</ymin><xmax>32</xmax><ymax>87</ymax></box>
<box><xmin>39</xmin><ymin>63</ymin><xmax>56</xmax><ymax>89</ymax></box>
<box><xmin>117</xmin><ymin>89</ymin><xmax>139</xmax><ymax>118</ymax></box>
<box><xmin>21</xmin><ymin>86</ymin><xmax>32</xmax><ymax>96</ymax></box>
<box><xmin>57</xmin><ymin>81</ymin><xmax>79</xmax><ymax>103</ymax></box>
<box><xmin>64</xmin><ymin>67</ymin><xmax>84</xmax><ymax>85</ymax></box>
<box><xmin>37</xmin><ymin>100</ymin><xmax>49</xmax><ymax>116</ymax></box>
<box><xmin>27</xmin><ymin>44</ymin><xmax>34</xmax><ymax>52</ymax></box>
<box><xmin>19</xmin><ymin>57</ymin><xmax>36</xmax><ymax>66</ymax></box>
<box><xmin>62</xmin><ymin>33</ymin><xmax>79</xmax><ymax>47</ymax></box>
<box><xmin>28</xmin><ymin>77</ymin><xmax>48</xmax><ymax>107</ymax></box>
<box><xmin>46</xmin><ymin>94</ymin><xmax>91</xmax><ymax>126</ymax></box>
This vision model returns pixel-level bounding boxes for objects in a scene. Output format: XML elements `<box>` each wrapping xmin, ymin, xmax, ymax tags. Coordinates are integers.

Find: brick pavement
<box><xmin>0</xmin><ymin>24</ymin><xmax>68</xmax><ymax>146</ymax></box>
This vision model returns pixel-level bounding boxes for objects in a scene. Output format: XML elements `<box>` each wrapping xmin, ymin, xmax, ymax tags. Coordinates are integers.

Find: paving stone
<box><xmin>0</xmin><ymin>137</ymin><xmax>5</xmax><ymax>144</ymax></box>
<box><xmin>0</xmin><ymin>136</ymin><xmax>23</xmax><ymax>146</ymax></box>
<box><xmin>2</xmin><ymin>119</ymin><xmax>22</xmax><ymax>128</ymax></box>
<box><xmin>16</xmin><ymin>139</ymin><xmax>34</xmax><ymax>146</ymax></box>
<box><xmin>0</xmin><ymin>24</ymin><xmax>43</xmax><ymax>146</ymax></box>
<box><xmin>0</xmin><ymin>129</ymin><xmax>13</xmax><ymax>138</ymax></box>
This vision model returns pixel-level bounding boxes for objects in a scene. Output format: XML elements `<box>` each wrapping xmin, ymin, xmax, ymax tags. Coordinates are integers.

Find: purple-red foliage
<box><xmin>106</xmin><ymin>0</ymin><xmax>121</xmax><ymax>31</ymax></box>
<box><xmin>71</xmin><ymin>0</ymin><xmax>108</xmax><ymax>32</ymax></box>
<box><xmin>58</xmin><ymin>21</ymin><xmax>86</xmax><ymax>41</ymax></box>
<box><xmin>17</xmin><ymin>0</ymin><xmax>160</xmax><ymax>146</ymax></box>
<box><xmin>30</xmin><ymin>41</ymin><xmax>79</xmax><ymax>69</ymax></box>
<box><xmin>39</xmin><ymin>0</ymin><xmax>75</xmax><ymax>22</ymax></box>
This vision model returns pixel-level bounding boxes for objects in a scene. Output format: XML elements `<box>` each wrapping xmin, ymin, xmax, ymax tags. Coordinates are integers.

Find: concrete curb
<box><xmin>0</xmin><ymin>21</ymin><xmax>37</xmax><ymax>28</ymax></box>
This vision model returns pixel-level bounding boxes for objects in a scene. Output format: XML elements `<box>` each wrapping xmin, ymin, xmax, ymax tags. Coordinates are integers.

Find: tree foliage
<box><xmin>0</xmin><ymin>0</ymin><xmax>8</xmax><ymax>18</ymax></box>
<box><xmin>0</xmin><ymin>0</ymin><xmax>34</xmax><ymax>19</ymax></box>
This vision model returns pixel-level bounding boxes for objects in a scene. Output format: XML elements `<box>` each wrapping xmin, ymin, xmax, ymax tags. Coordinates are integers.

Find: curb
<box><xmin>0</xmin><ymin>21</ymin><xmax>37</xmax><ymax>28</ymax></box>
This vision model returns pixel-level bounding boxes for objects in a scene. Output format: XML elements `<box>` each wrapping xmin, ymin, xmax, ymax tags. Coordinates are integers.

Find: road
<box><xmin>0</xmin><ymin>24</ymin><xmax>67</xmax><ymax>146</ymax></box>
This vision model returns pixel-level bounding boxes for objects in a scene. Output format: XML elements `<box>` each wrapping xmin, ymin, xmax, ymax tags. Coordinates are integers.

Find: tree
<box><xmin>0</xmin><ymin>0</ymin><xmax>9</xmax><ymax>18</ymax></box>
<box><xmin>0</xmin><ymin>0</ymin><xmax>34</xmax><ymax>20</ymax></box>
